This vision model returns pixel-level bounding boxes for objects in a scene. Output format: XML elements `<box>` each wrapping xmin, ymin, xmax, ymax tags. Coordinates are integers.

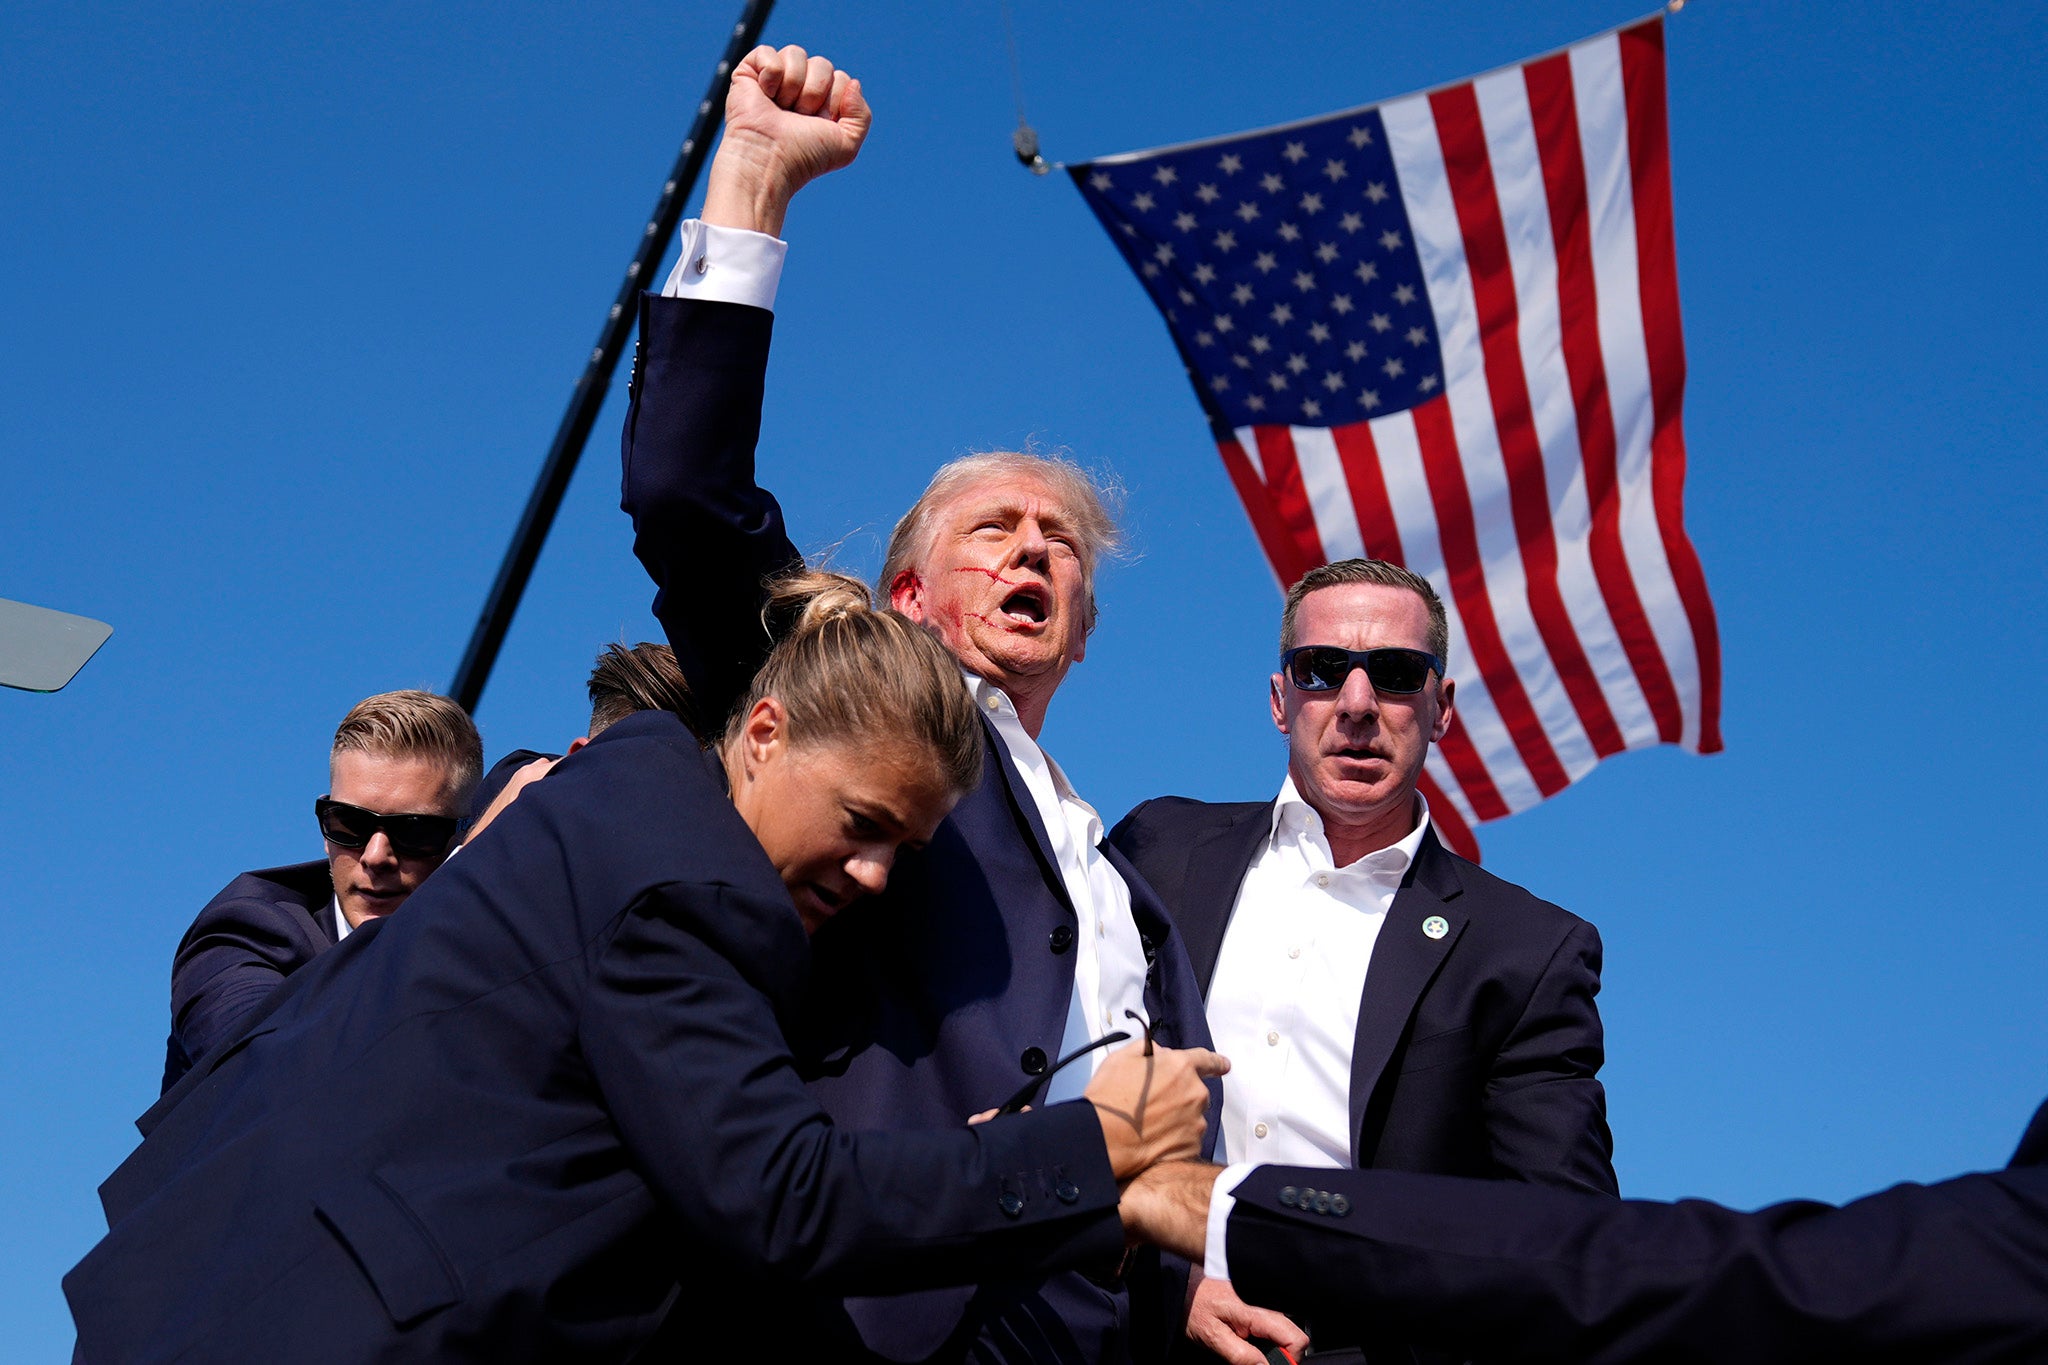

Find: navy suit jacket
<box><xmin>67</xmin><ymin>712</ymin><xmax>1129</xmax><ymax>1365</ymax></box>
<box><xmin>621</xmin><ymin>291</ymin><xmax>1216</xmax><ymax>1364</ymax></box>
<box><xmin>161</xmin><ymin>858</ymin><xmax>335</xmax><ymax>1092</ymax></box>
<box><xmin>1111</xmin><ymin>798</ymin><xmax>1614</xmax><ymax>1197</ymax></box>
<box><xmin>1226</xmin><ymin>1099</ymin><xmax>2048</xmax><ymax>1362</ymax></box>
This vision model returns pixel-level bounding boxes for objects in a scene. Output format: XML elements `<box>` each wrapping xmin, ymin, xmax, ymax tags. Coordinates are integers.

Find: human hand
<box><xmin>1083</xmin><ymin>1043</ymin><xmax>1227</xmax><ymax>1181</ymax></box>
<box><xmin>1116</xmin><ymin>1159</ymin><xmax>1221</xmax><ymax>1259</ymax></box>
<box><xmin>1184</xmin><ymin>1267</ymin><xmax>1309</xmax><ymax>1365</ymax></box>
<box><xmin>702</xmin><ymin>44</ymin><xmax>871</xmax><ymax>237</ymax></box>
<box><xmin>465</xmin><ymin>757</ymin><xmax>558</xmax><ymax>842</ymax></box>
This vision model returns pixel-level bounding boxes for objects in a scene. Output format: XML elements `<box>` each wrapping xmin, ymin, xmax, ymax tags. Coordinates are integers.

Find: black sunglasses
<box><xmin>314</xmin><ymin>797</ymin><xmax>460</xmax><ymax>859</ymax></box>
<box><xmin>995</xmin><ymin>1011</ymin><xmax>1156</xmax><ymax>1116</ymax></box>
<box><xmin>1281</xmin><ymin>644</ymin><xmax>1444</xmax><ymax>695</ymax></box>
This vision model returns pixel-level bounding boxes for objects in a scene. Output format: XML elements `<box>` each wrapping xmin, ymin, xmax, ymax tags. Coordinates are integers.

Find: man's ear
<box><xmin>1269</xmin><ymin>674</ymin><xmax>1290</xmax><ymax>735</ymax></box>
<box><xmin>1430</xmin><ymin>677</ymin><xmax>1456</xmax><ymax>743</ymax></box>
<box><xmin>566</xmin><ymin>736</ymin><xmax>588</xmax><ymax>754</ymax></box>
<box><xmin>888</xmin><ymin>569</ymin><xmax>927</xmax><ymax>623</ymax></box>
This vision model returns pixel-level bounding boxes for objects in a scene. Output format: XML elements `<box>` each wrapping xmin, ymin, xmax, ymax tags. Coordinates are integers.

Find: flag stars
<box><xmin>1330</xmin><ymin>294</ymin><xmax>1354</xmax><ymax>315</ymax></box>
<box><xmin>1153</xmin><ymin>164</ymin><xmax>1179</xmax><ymax>186</ymax></box>
<box><xmin>1314</xmin><ymin>242</ymin><xmax>1340</xmax><ymax>264</ymax></box>
<box><xmin>1365</xmin><ymin>181</ymin><xmax>1390</xmax><ymax>204</ymax></box>
<box><xmin>1267</xmin><ymin>372</ymin><xmax>1290</xmax><ymax>391</ymax></box>
<box><xmin>1348</xmin><ymin>125</ymin><xmax>1374</xmax><ymax>148</ymax></box>
<box><xmin>1277</xmin><ymin>222</ymin><xmax>1302</xmax><ymax>242</ymax></box>
<box><xmin>1090</xmin><ymin>171</ymin><xmax>1113</xmax><ymax>191</ymax></box>
<box><xmin>1322</xmin><ymin>371</ymin><xmax>1345</xmax><ymax>392</ymax></box>
<box><xmin>1178</xmin><ymin>288</ymin><xmax>1196</xmax><ymax>305</ymax></box>
<box><xmin>1324</xmin><ymin>159</ymin><xmax>1348</xmax><ymax>182</ymax></box>
<box><xmin>1193</xmin><ymin>263</ymin><xmax>1217</xmax><ymax>285</ymax></box>
<box><xmin>1220</xmin><ymin>153</ymin><xmax>1244</xmax><ymax>174</ymax></box>
<box><xmin>1282</xmin><ymin>141</ymin><xmax>1308</xmax><ymax>163</ymax></box>
<box><xmin>1418</xmin><ymin>374</ymin><xmax>1440</xmax><ymax>392</ymax></box>
<box><xmin>1369</xmin><ymin>312</ymin><xmax>1393</xmax><ymax>333</ymax></box>
<box><xmin>1261</xmin><ymin>172</ymin><xmax>1285</xmax><ymax>194</ymax></box>
<box><xmin>1250</xmin><ymin>335</ymin><xmax>1272</xmax><ymax>354</ymax></box>
<box><xmin>1345</xmin><ymin>340</ymin><xmax>1368</xmax><ymax>361</ymax></box>
<box><xmin>1237</xmin><ymin>201</ymin><xmax>1261</xmax><ymax>222</ymax></box>
<box><xmin>1382</xmin><ymin>356</ymin><xmax>1406</xmax><ymax>378</ymax></box>
<box><xmin>1354</xmin><ymin>260</ymin><xmax>1379</xmax><ymax>284</ymax></box>
<box><xmin>1232</xmin><ymin>283</ymin><xmax>1256</xmax><ymax>305</ymax></box>
<box><xmin>1270</xmin><ymin>302</ymin><xmax>1294</xmax><ymax>325</ymax></box>
<box><xmin>1286</xmin><ymin>353</ymin><xmax>1309</xmax><ymax>375</ymax></box>
<box><xmin>1340</xmin><ymin>212</ymin><xmax>1364</xmax><ymax>234</ymax></box>
<box><xmin>1215</xmin><ymin>313</ymin><xmax>1236</xmax><ymax>333</ymax></box>
<box><xmin>1141</xmin><ymin>262</ymin><xmax>1159</xmax><ymax>278</ymax></box>
<box><xmin>1359</xmin><ymin>388</ymin><xmax>1381</xmax><ymax>409</ymax></box>
<box><xmin>1254</xmin><ymin>251</ymin><xmax>1278</xmax><ymax>274</ymax></box>
<box><xmin>1379</xmin><ymin>228</ymin><xmax>1405</xmax><ymax>251</ymax></box>
<box><xmin>1308</xmin><ymin>322</ymin><xmax>1331</xmax><ymax>343</ymax></box>
<box><xmin>1195</xmin><ymin>329</ymin><xmax>1215</xmax><ymax>346</ymax></box>
<box><xmin>1406</xmin><ymin>325</ymin><xmax>1428</xmax><ymax>346</ymax></box>
<box><xmin>1214</xmin><ymin>230</ymin><xmax>1238</xmax><ymax>252</ymax></box>
<box><xmin>1121</xmin><ymin>223</ymin><xmax>1139</xmax><ymax>237</ymax></box>
<box><xmin>1196</xmin><ymin>183</ymin><xmax>1221</xmax><ymax>204</ymax></box>
<box><xmin>1153</xmin><ymin>243</ymin><xmax>1175</xmax><ymax>265</ymax></box>
<box><xmin>1393</xmin><ymin>283</ymin><xmax>1418</xmax><ymax>305</ymax></box>
<box><xmin>1132</xmin><ymin>191</ymin><xmax>1156</xmax><ymax>212</ymax></box>
<box><xmin>1293</xmin><ymin>270</ymin><xmax>1317</xmax><ymax>292</ymax></box>
<box><xmin>1174</xmin><ymin>211</ymin><xmax>1197</xmax><ymax>232</ymax></box>
<box><xmin>1247</xmin><ymin>394</ymin><xmax>1267</xmax><ymax>412</ymax></box>
<box><xmin>1210</xmin><ymin>374</ymin><xmax>1229</xmax><ymax>391</ymax></box>
<box><xmin>1232</xmin><ymin>352</ymin><xmax>1252</xmax><ymax>369</ymax></box>
<box><xmin>1301</xmin><ymin>399</ymin><xmax>1323</xmax><ymax>418</ymax></box>
<box><xmin>1298</xmin><ymin>192</ymin><xmax>1324</xmax><ymax>214</ymax></box>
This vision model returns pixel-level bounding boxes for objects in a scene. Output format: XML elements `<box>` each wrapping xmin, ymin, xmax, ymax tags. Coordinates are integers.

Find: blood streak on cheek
<box><xmin>954</xmin><ymin>566</ymin><xmax>1025</xmax><ymax>588</ymax></box>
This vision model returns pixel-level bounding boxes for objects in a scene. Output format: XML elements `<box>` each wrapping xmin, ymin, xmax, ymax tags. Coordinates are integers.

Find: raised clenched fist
<box><xmin>702</xmin><ymin>45</ymin><xmax>872</xmax><ymax>237</ymax></box>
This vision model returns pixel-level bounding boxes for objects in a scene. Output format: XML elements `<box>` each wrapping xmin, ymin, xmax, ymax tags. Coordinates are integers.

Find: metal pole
<box><xmin>450</xmin><ymin>0</ymin><xmax>777</xmax><ymax>712</ymax></box>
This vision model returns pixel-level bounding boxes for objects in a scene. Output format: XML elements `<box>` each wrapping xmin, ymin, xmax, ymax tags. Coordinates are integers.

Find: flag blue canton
<box><xmin>1073</xmin><ymin>108</ymin><xmax>1443</xmax><ymax>431</ymax></box>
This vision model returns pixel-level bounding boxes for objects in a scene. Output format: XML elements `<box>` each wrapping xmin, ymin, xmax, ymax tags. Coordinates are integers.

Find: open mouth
<box><xmin>997</xmin><ymin>584</ymin><xmax>1050</xmax><ymax>626</ymax></box>
<box><xmin>1334</xmin><ymin>745</ymin><xmax>1386</xmax><ymax>763</ymax></box>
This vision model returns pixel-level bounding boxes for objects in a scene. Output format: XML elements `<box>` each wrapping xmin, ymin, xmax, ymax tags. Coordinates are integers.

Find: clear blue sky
<box><xmin>4</xmin><ymin>0</ymin><xmax>2045</xmax><ymax>1349</ymax></box>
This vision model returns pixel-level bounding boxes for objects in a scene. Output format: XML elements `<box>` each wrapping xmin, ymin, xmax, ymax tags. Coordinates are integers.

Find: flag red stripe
<box><xmin>1329</xmin><ymin>422</ymin><xmax>1407</xmax><ymax>563</ymax></box>
<box><xmin>1216</xmin><ymin>435</ymin><xmax>1317</xmax><ymax>589</ymax></box>
<box><xmin>1419</xmin><ymin>769</ymin><xmax>1482</xmax><ymax>861</ymax></box>
<box><xmin>1429</xmin><ymin>84</ymin><xmax>1628</xmax><ymax>760</ymax></box>
<box><xmin>1252</xmin><ymin>426</ymin><xmax>1330</xmax><ymax>586</ymax></box>
<box><xmin>1620</xmin><ymin>18</ymin><xmax>1723</xmax><ymax>753</ymax></box>
<box><xmin>1436</xmin><ymin>716</ymin><xmax>1512</xmax><ymax>822</ymax></box>
<box><xmin>1408</xmin><ymin>394</ymin><xmax>1570</xmax><ymax>796</ymax></box>
<box><xmin>1522</xmin><ymin>50</ymin><xmax>1686</xmax><ymax>745</ymax></box>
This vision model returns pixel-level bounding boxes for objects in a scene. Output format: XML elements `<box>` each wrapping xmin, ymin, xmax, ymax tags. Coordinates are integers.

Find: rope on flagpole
<box><xmin>999</xmin><ymin>0</ymin><xmax>1052</xmax><ymax>174</ymax></box>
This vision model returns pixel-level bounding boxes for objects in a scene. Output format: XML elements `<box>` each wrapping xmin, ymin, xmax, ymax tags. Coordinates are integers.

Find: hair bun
<box><xmin>762</xmin><ymin>569</ymin><xmax>873</xmax><ymax>640</ymax></box>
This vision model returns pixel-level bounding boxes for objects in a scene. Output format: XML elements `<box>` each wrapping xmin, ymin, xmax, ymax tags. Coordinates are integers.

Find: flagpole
<box><xmin>449</xmin><ymin>0</ymin><xmax>776</xmax><ymax>714</ymax></box>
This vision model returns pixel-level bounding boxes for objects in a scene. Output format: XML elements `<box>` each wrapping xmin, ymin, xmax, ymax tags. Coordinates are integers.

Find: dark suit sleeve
<box><xmin>1227</xmin><ymin>1162</ymin><xmax>2048</xmax><ymax>1362</ymax></box>
<box><xmin>580</xmin><ymin>882</ymin><xmax>1128</xmax><ymax>1293</ymax></box>
<box><xmin>1484</xmin><ymin>918</ymin><xmax>1616</xmax><ymax>1195</ymax></box>
<box><xmin>620</xmin><ymin>293</ymin><xmax>804</xmax><ymax>733</ymax></box>
<box><xmin>167</xmin><ymin>895</ymin><xmax>327</xmax><ymax>1089</ymax></box>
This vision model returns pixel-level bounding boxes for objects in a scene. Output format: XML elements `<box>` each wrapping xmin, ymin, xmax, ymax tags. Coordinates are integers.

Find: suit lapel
<box><xmin>1347</xmin><ymin>827</ymin><xmax>1466</xmax><ymax>1165</ymax></box>
<box><xmin>981</xmin><ymin>716</ymin><xmax>1074</xmax><ymax>914</ymax></box>
<box><xmin>1176</xmin><ymin>805</ymin><xmax>1274</xmax><ymax>993</ymax></box>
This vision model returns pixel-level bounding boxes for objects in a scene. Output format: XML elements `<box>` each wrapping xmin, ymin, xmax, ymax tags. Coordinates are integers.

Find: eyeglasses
<box><xmin>314</xmin><ymin>797</ymin><xmax>460</xmax><ymax>859</ymax></box>
<box><xmin>1281</xmin><ymin>645</ymin><xmax>1444</xmax><ymax>695</ymax></box>
<box><xmin>996</xmin><ymin>1010</ymin><xmax>1155</xmax><ymax>1115</ymax></box>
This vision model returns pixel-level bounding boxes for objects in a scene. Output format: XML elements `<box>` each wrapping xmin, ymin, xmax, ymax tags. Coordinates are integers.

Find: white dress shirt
<box><xmin>660</xmin><ymin>219</ymin><xmax>786</xmax><ymax>309</ymax></box>
<box><xmin>967</xmin><ymin>672</ymin><xmax>1153</xmax><ymax>1103</ymax></box>
<box><xmin>331</xmin><ymin>898</ymin><xmax>353</xmax><ymax>942</ymax></box>
<box><xmin>1206</xmin><ymin>778</ymin><xmax>1431</xmax><ymax>1166</ymax></box>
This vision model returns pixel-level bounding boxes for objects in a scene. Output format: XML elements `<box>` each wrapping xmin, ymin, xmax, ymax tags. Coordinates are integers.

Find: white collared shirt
<box><xmin>1206</xmin><ymin>778</ymin><xmax>1431</xmax><ymax>1167</ymax></box>
<box><xmin>966</xmin><ymin>672</ymin><xmax>1152</xmax><ymax>1102</ymax></box>
<box><xmin>660</xmin><ymin>219</ymin><xmax>786</xmax><ymax>310</ymax></box>
<box><xmin>330</xmin><ymin>897</ymin><xmax>353</xmax><ymax>943</ymax></box>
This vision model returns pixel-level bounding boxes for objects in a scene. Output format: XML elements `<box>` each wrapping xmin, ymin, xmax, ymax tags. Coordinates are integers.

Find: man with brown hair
<box><xmin>1111</xmin><ymin>558</ymin><xmax>1614</xmax><ymax>1363</ymax></box>
<box><xmin>161</xmin><ymin>689</ymin><xmax>481</xmax><ymax>1091</ymax></box>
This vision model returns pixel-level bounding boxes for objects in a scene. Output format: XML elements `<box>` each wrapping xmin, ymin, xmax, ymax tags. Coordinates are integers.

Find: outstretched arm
<box><xmin>621</xmin><ymin>47</ymin><xmax>870</xmax><ymax>733</ymax></box>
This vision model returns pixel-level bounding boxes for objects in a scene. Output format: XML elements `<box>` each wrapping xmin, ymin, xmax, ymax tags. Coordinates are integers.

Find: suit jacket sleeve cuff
<box><xmin>661</xmin><ymin>219</ymin><xmax>786</xmax><ymax>311</ymax></box>
<box><xmin>1205</xmin><ymin>1162</ymin><xmax>1256</xmax><ymax>1281</ymax></box>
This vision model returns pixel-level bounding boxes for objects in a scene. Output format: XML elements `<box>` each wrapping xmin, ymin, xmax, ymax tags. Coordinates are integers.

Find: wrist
<box><xmin>701</xmin><ymin>139</ymin><xmax>796</xmax><ymax>237</ymax></box>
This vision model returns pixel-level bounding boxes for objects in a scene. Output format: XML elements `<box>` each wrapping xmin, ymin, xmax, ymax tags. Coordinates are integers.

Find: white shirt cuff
<box><xmin>1203</xmin><ymin>1162</ymin><xmax>1256</xmax><ymax>1283</ymax></box>
<box><xmin>660</xmin><ymin>219</ymin><xmax>786</xmax><ymax>311</ymax></box>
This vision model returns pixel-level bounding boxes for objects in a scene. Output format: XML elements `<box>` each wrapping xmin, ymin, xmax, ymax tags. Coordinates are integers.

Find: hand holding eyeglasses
<box><xmin>1083</xmin><ymin>1038</ymin><xmax>1229</xmax><ymax>1182</ymax></box>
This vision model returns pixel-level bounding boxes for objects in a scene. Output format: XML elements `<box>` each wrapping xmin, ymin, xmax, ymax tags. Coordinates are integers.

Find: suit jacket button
<box><xmin>1312</xmin><ymin>1191</ymin><xmax>1332</xmax><ymax>1214</ymax></box>
<box><xmin>1055</xmin><ymin>1180</ymin><xmax>1081</xmax><ymax>1204</ymax></box>
<box><xmin>1330</xmin><ymin>1193</ymin><xmax>1351</xmax><ymax>1216</ymax></box>
<box><xmin>998</xmin><ymin>1192</ymin><xmax>1024</xmax><ymax>1218</ymax></box>
<box><xmin>1020</xmin><ymin>1047</ymin><xmax>1048</xmax><ymax>1075</ymax></box>
<box><xmin>1049</xmin><ymin>926</ymin><xmax>1074</xmax><ymax>954</ymax></box>
<box><xmin>1278</xmin><ymin>1185</ymin><xmax>1299</xmax><ymax>1207</ymax></box>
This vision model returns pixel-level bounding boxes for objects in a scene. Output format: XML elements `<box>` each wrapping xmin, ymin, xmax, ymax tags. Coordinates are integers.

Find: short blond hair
<box><xmin>331</xmin><ymin>690</ymin><xmax>484</xmax><ymax>807</ymax></box>
<box><xmin>880</xmin><ymin>451</ymin><xmax>1122</xmax><ymax>633</ymax></box>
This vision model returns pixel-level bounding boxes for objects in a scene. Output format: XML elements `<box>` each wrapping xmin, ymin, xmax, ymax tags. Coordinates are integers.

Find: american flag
<box><xmin>1072</xmin><ymin>15</ymin><xmax>1721</xmax><ymax>859</ymax></box>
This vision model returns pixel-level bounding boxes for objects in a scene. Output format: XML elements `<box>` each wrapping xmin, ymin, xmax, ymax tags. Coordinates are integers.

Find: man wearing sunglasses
<box><xmin>1110</xmin><ymin>559</ymin><xmax>1614</xmax><ymax>1364</ymax></box>
<box><xmin>161</xmin><ymin>689</ymin><xmax>481</xmax><ymax>1092</ymax></box>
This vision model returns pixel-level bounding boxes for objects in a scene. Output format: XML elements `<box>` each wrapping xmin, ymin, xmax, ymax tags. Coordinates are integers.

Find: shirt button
<box><xmin>985</xmin><ymin>695</ymin><xmax>1001</xmax><ymax>711</ymax></box>
<box><xmin>1097</xmin><ymin>920</ymin><xmax>1107</xmax><ymax>937</ymax></box>
<box><xmin>1315</xmin><ymin>874</ymin><xmax>1330</xmax><ymax>888</ymax></box>
<box><xmin>1020</xmin><ymin>1047</ymin><xmax>1048</xmax><ymax>1076</ymax></box>
<box><xmin>1288</xmin><ymin>947</ymin><xmax>1301</xmax><ymax>959</ymax></box>
<box><xmin>1266</xmin><ymin>1031</ymin><xmax>1279</xmax><ymax>1046</ymax></box>
<box><xmin>1254</xmin><ymin>1122</ymin><xmax>1269</xmax><ymax>1139</ymax></box>
<box><xmin>1049</xmin><ymin>925</ymin><xmax>1074</xmax><ymax>954</ymax></box>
